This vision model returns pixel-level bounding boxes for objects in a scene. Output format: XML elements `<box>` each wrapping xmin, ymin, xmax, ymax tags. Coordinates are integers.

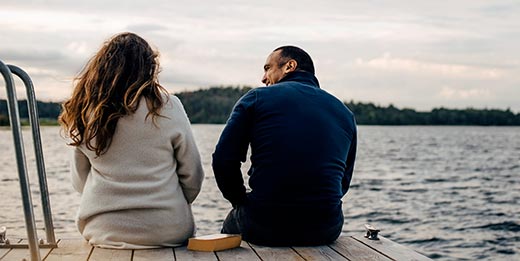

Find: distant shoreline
<box><xmin>1</xmin><ymin>87</ymin><xmax>520</xmax><ymax>126</ymax></box>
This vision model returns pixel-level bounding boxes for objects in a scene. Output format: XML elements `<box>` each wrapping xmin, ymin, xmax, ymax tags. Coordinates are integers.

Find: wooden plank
<box><xmin>174</xmin><ymin>246</ymin><xmax>218</xmax><ymax>260</ymax></box>
<box><xmin>352</xmin><ymin>235</ymin><xmax>431</xmax><ymax>261</ymax></box>
<box><xmin>0</xmin><ymin>239</ymin><xmax>22</xmax><ymax>260</ymax></box>
<box><xmin>0</xmin><ymin>248</ymin><xmax>9</xmax><ymax>260</ymax></box>
<box><xmin>292</xmin><ymin>245</ymin><xmax>347</xmax><ymax>261</ymax></box>
<box><xmin>133</xmin><ymin>248</ymin><xmax>174</xmax><ymax>261</ymax></box>
<box><xmin>2</xmin><ymin>239</ymin><xmax>58</xmax><ymax>261</ymax></box>
<box><xmin>44</xmin><ymin>239</ymin><xmax>92</xmax><ymax>261</ymax></box>
<box><xmin>0</xmin><ymin>247</ymin><xmax>9</xmax><ymax>260</ymax></box>
<box><xmin>88</xmin><ymin>247</ymin><xmax>132</xmax><ymax>261</ymax></box>
<box><xmin>215</xmin><ymin>241</ymin><xmax>260</xmax><ymax>260</ymax></box>
<box><xmin>329</xmin><ymin>236</ymin><xmax>391</xmax><ymax>261</ymax></box>
<box><xmin>247</xmin><ymin>243</ymin><xmax>304</xmax><ymax>261</ymax></box>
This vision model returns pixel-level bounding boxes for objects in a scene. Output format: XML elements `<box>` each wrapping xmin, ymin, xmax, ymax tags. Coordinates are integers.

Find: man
<box><xmin>212</xmin><ymin>46</ymin><xmax>357</xmax><ymax>246</ymax></box>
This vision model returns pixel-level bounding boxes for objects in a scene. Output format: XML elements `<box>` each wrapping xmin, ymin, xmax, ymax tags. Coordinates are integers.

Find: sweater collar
<box><xmin>277</xmin><ymin>71</ymin><xmax>320</xmax><ymax>88</ymax></box>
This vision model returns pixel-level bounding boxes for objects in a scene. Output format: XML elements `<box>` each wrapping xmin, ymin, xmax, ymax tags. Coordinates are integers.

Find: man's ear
<box><xmin>284</xmin><ymin>60</ymin><xmax>298</xmax><ymax>73</ymax></box>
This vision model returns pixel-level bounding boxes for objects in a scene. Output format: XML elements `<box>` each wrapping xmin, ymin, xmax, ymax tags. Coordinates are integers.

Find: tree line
<box><xmin>345</xmin><ymin>101</ymin><xmax>520</xmax><ymax>125</ymax></box>
<box><xmin>0</xmin><ymin>100</ymin><xmax>62</xmax><ymax>126</ymax></box>
<box><xmin>1</xmin><ymin>86</ymin><xmax>519</xmax><ymax>126</ymax></box>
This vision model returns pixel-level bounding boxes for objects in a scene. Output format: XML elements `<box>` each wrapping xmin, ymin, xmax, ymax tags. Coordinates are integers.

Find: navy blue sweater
<box><xmin>213</xmin><ymin>71</ymin><xmax>357</xmax><ymax>232</ymax></box>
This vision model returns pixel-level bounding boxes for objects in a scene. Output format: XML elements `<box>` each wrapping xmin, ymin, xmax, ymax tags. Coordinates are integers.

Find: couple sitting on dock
<box><xmin>59</xmin><ymin>32</ymin><xmax>357</xmax><ymax>249</ymax></box>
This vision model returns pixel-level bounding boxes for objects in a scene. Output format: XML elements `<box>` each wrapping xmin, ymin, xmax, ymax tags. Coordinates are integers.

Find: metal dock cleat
<box><xmin>364</xmin><ymin>224</ymin><xmax>380</xmax><ymax>240</ymax></box>
<box><xmin>0</xmin><ymin>226</ymin><xmax>10</xmax><ymax>245</ymax></box>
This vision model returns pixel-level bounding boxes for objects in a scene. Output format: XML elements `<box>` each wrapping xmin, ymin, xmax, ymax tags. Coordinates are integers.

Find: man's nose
<box><xmin>261</xmin><ymin>74</ymin><xmax>268</xmax><ymax>85</ymax></box>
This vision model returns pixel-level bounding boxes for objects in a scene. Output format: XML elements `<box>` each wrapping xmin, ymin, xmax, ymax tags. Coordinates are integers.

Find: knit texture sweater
<box><xmin>70</xmin><ymin>95</ymin><xmax>204</xmax><ymax>249</ymax></box>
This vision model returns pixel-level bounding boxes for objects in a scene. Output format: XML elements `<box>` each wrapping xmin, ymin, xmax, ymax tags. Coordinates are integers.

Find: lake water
<box><xmin>0</xmin><ymin>125</ymin><xmax>518</xmax><ymax>260</ymax></box>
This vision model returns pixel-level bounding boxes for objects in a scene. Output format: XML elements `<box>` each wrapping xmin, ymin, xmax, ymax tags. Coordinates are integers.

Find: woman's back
<box><xmin>73</xmin><ymin>95</ymin><xmax>203</xmax><ymax>249</ymax></box>
<box><xmin>60</xmin><ymin>32</ymin><xmax>204</xmax><ymax>249</ymax></box>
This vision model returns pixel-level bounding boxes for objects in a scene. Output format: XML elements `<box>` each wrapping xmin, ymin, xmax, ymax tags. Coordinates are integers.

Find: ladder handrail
<box><xmin>8</xmin><ymin>64</ymin><xmax>56</xmax><ymax>245</ymax></box>
<box><xmin>0</xmin><ymin>60</ymin><xmax>40</xmax><ymax>261</ymax></box>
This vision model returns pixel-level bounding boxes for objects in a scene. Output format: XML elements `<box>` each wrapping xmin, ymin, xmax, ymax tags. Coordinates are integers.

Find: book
<box><xmin>187</xmin><ymin>234</ymin><xmax>242</xmax><ymax>252</ymax></box>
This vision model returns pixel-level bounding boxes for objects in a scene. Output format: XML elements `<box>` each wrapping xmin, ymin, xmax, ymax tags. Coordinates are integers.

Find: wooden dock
<box><xmin>0</xmin><ymin>234</ymin><xmax>431</xmax><ymax>261</ymax></box>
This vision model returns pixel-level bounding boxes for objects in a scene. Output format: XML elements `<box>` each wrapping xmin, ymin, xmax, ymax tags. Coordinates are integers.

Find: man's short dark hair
<box><xmin>274</xmin><ymin>46</ymin><xmax>315</xmax><ymax>75</ymax></box>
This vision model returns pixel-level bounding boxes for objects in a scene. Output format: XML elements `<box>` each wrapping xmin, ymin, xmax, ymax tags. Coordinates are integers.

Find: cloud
<box><xmin>0</xmin><ymin>1</ymin><xmax>519</xmax><ymax>111</ymax></box>
<box><xmin>438</xmin><ymin>86</ymin><xmax>492</xmax><ymax>99</ymax></box>
<box><xmin>126</xmin><ymin>23</ymin><xmax>169</xmax><ymax>33</ymax></box>
<box><xmin>66</xmin><ymin>42</ymin><xmax>89</xmax><ymax>56</ymax></box>
<box><xmin>355</xmin><ymin>53</ymin><xmax>504</xmax><ymax>79</ymax></box>
<box><xmin>0</xmin><ymin>49</ymin><xmax>65</xmax><ymax>62</ymax></box>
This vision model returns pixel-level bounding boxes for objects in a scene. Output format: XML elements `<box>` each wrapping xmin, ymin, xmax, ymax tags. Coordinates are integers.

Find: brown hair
<box><xmin>273</xmin><ymin>46</ymin><xmax>315</xmax><ymax>74</ymax></box>
<box><xmin>59</xmin><ymin>32</ymin><xmax>169</xmax><ymax>156</ymax></box>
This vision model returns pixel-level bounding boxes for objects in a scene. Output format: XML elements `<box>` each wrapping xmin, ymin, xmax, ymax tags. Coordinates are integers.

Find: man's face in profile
<box><xmin>261</xmin><ymin>50</ymin><xmax>286</xmax><ymax>86</ymax></box>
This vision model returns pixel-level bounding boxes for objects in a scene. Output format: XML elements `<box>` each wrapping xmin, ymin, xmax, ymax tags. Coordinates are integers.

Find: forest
<box><xmin>1</xmin><ymin>86</ymin><xmax>519</xmax><ymax>126</ymax></box>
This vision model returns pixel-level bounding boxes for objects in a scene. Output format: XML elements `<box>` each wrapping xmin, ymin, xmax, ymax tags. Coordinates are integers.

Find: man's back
<box><xmin>213</xmin><ymin>71</ymin><xmax>357</xmax><ymax>246</ymax></box>
<box><xmin>247</xmin><ymin>72</ymin><xmax>355</xmax><ymax>206</ymax></box>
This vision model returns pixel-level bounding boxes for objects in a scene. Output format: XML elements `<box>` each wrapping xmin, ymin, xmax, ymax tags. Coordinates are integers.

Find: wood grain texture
<box><xmin>88</xmin><ymin>247</ymin><xmax>132</xmax><ymax>261</ymax></box>
<box><xmin>45</xmin><ymin>239</ymin><xmax>92</xmax><ymax>261</ymax></box>
<box><xmin>293</xmin><ymin>245</ymin><xmax>347</xmax><ymax>261</ymax></box>
<box><xmin>0</xmin><ymin>239</ymin><xmax>22</xmax><ymax>260</ymax></box>
<box><xmin>248</xmin><ymin>243</ymin><xmax>304</xmax><ymax>261</ymax></box>
<box><xmin>329</xmin><ymin>236</ymin><xmax>391</xmax><ymax>261</ymax></box>
<box><xmin>215</xmin><ymin>241</ymin><xmax>260</xmax><ymax>260</ymax></box>
<box><xmin>174</xmin><ymin>246</ymin><xmax>218</xmax><ymax>261</ymax></box>
<box><xmin>1</xmin><ymin>239</ymin><xmax>58</xmax><ymax>261</ymax></box>
<box><xmin>133</xmin><ymin>248</ymin><xmax>174</xmax><ymax>261</ymax></box>
<box><xmin>0</xmin><ymin>234</ymin><xmax>431</xmax><ymax>261</ymax></box>
<box><xmin>352</xmin><ymin>235</ymin><xmax>431</xmax><ymax>261</ymax></box>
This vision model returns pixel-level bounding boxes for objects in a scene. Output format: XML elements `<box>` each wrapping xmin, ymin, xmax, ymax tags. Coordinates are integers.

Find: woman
<box><xmin>59</xmin><ymin>32</ymin><xmax>204</xmax><ymax>249</ymax></box>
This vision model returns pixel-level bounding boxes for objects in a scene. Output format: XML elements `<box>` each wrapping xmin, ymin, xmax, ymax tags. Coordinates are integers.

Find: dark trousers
<box><xmin>221</xmin><ymin>205</ymin><xmax>343</xmax><ymax>246</ymax></box>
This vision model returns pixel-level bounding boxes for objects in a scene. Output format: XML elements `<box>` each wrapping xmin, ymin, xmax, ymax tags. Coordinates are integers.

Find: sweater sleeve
<box><xmin>342</xmin><ymin>124</ymin><xmax>357</xmax><ymax>195</ymax></box>
<box><xmin>212</xmin><ymin>90</ymin><xmax>256</xmax><ymax>207</ymax></box>
<box><xmin>171</xmin><ymin>96</ymin><xmax>205</xmax><ymax>204</ymax></box>
<box><xmin>71</xmin><ymin>147</ymin><xmax>91</xmax><ymax>194</ymax></box>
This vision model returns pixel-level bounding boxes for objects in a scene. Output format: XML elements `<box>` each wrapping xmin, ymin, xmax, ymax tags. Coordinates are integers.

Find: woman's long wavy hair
<box><xmin>59</xmin><ymin>32</ymin><xmax>168</xmax><ymax>156</ymax></box>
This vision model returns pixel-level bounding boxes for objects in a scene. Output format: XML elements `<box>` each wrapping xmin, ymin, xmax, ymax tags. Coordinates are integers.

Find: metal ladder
<box><xmin>0</xmin><ymin>59</ymin><xmax>57</xmax><ymax>261</ymax></box>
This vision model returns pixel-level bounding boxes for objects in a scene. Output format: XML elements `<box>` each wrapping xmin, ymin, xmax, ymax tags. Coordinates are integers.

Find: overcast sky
<box><xmin>1</xmin><ymin>0</ymin><xmax>519</xmax><ymax>111</ymax></box>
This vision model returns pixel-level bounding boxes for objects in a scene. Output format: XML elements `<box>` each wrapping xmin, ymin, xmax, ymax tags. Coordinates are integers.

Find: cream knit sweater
<box><xmin>70</xmin><ymin>95</ymin><xmax>204</xmax><ymax>249</ymax></box>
